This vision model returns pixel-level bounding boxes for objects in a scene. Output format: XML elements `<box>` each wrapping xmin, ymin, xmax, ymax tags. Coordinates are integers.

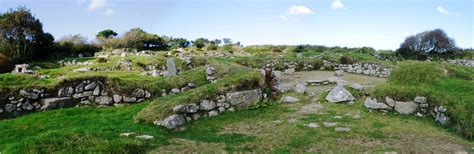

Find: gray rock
<box><xmin>134</xmin><ymin>89</ymin><xmax>146</xmax><ymax>98</ymax></box>
<box><xmin>72</xmin><ymin>91</ymin><xmax>93</xmax><ymax>99</ymax></box>
<box><xmin>199</xmin><ymin>100</ymin><xmax>216</xmax><ymax>111</ymax></box>
<box><xmin>294</xmin><ymin>82</ymin><xmax>306</xmax><ymax>94</ymax></box>
<box><xmin>323</xmin><ymin>122</ymin><xmax>337</xmax><ymax>127</ymax></box>
<box><xmin>350</xmin><ymin>83</ymin><xmax>364</xmax><ymax>90</ymax></box>
<box><xmin>58</xmin><ymin>87</ymin><xmax>74</xmax><ymax>97</ymax></box>
<box><xmin>281</xmin><ymin>96</ymin><xmax>300</xmax><ymax>103</ymax></box>
<box><xmin>276</xmin><ymin>83</ymin><xmax>292</xmax><ymax>93</ymax></box>
<box><xmin>192</xmin><ymin>113</ymin><xmax>201</xmax><ymax>120</ymax></box>
<box><xmin>166</xmin><ymin>58</ymin><xmax>177</xmax><ymax>76</ymax></box>
<box><xmin>0</xmin><ymin>108</ymin><xmax>3</xmax><ymax>114</ymax></box>
<box><xmin>325</xmin><ymin>86</ymin><xmax>355</xmax><ymax>103</ymax></box>
<box><xmin>218</xmin><ymin>107</ymin><xmax>225</xmax><ymax>113</ymax></box>
<box><xmin>335</xmin><ymin>127</ymin><xmax>351</xmax><ymax>132</ymax></box>
<box><xmin>135</xmin><ymin>135</ymin><xmax>154</xmax><ymax>140</ymax></box>
<box><xmin>155</xmin><ymin>114</ymin><xmax>185</xmax><ymax>129</ymax></box>
<box><xmin>228</xmin><ymin>107</ymin><xmax>235</xmax><ymax>112</ymax></box>
<box><xmin>123</xmin><ymin>96</ymin><xmax>137</xmax><ymax>103</ymax></box>
<box><xmin>95</xmin><ymin>96</ymin><xmax>113</xmax><ymax>105</ymax></box>
<box><xmin>435</xmin><ymin>112</ymin><xmax>450</xmax><ymax>125</ymax></box>
<box><xmin>394</xmin><ymin>101</ymin><xmax>418</xmax><ymax>114</ymax></box>
<box><xmin>173</xmin><ymin>104</ymin><xmax>199</xmax><ymax>113</ymax></box>
<box><xmin>226</xmin><ymin>89</ymin><xmax>262</xmax><ymax>108</ymax></box>
<box><xmin>414</xmin><ymin>96</ymin><xmax>427</xmax><ymax>104</ymax></box>
<box><xmin>22</xmin><ymin>102</ymin><xmax>35</xmax><ymax>111</ymax></box>
<box><xmin>84</xmin><ymin>82</ymin><xmax>96</xmax><ymax>90</ymax></box>
<box><xmin>20</xmin><ymin>90</ymin><xmax>39</xmax><ymax>100</ymax></box>
<box><xmin>208</xmin><ymin>110</ymin><xmax>219</xmax><ymax>117</ymax></box>
<box><xmin>436</xmin><ymin>106</ymin><xmax>447</xmax><ymax>113</ymax></box>
<box><xmin>75</xmin><ymin>83</ymin><xmax>84</xmax><ymax>93</ymax></box>
<box><xmin>93</xmin><ymin>86</ymin><xmax>101</xmax><ymax>96</ymax></box>
<box><xmin>284</xmin><ymin>68</ymin><xmax>295</xmax><ymax>75</ymax></box>
<box><xmin>171</xmin><ymin>88</ymin><xmax>180</xmax><ymax>94</ymax></box>
<box><xmin>73</xmin><ymin>67</ymin><xmax>91</xmax><ymax>72</ymax></box>
<box><xmin>113</xmin><ymin>94</ymin><xmax>123</xmax><ymax>103</ymax></box>
<box><xmin>119</xmin><ymin>132</ymin><xmax>135</xmax><ymax>137</ymax></box>
<box><xmin>145</xmin><ymin>91</ymin><xmax>151</xmax><ymax>98</ymax></box>
<box><xmin>40</xmin><ymin>97</ymin><xmax>78</xmax><ymax>110</ymax></box>
<box><xmin>304</xmin><ymin>123</ymin><xmax>320</xmax><ymax>128</ymax></box>
<box><xmin>420</xmin><ymin>103</ymin><xmax>429</xmax><ymax>108</ymax></box>
<box><xmin>335</xmin><ymin>70</ymin><xmax>343</xmax><ymax>76</ymax></box>
<box><xmin>364</xmin><ymin>97</ymin><xmax>390</xmax><ymax>110</ymax></box>
<box><xmin>385</xmin><ymin>96</ymin><xmax>396</xmax><ymax>107</ymax></box>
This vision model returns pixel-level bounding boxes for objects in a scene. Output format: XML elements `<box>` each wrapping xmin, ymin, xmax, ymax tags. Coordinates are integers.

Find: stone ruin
<box><xmin>11</xmin><ymin>64</ymin><xmax>35</xmax><ymax>74</ymax></box>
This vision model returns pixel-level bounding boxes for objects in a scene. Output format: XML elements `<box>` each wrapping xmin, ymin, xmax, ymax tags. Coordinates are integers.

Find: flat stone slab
<box><xmin>335</xmin><ymin>127</ymin><xmax>351</xmax><ymax>132</ymax></box>
<box><xmin>323</xmin><ymin>122</ymin><xmax>337</xmax><ymax>127</ymax></box>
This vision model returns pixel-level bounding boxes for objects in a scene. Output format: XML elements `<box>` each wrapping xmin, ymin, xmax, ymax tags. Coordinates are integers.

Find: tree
<box><xmin>0</xmin><ymin>7</ymin><xmax>46</xmax><ymax>63</ymax></box>
<box><xmin>223</xmin><ymin>38</ymin><xmax>232</xmax><ymax>45</ymax></box>
<box><xmin>122</xmin><ymin>28</ymin><xmax>147</xmax><ymax>49</ymax></box>
<box><xmin>192</xmin><ymin>38</ymin><xmax>209</xmax><ymax>49</ymax></box>
<box><xmin>96</xmin><ymin>29</ymin><xmax>118</xmax><ymax>39</ymax></box>
<box><xmin>170</xmin><ymin>38</ymin><xmax>190</xmax><ymax>48</ymax></box>
<box><xmin>397</xmin><ymin>29</ymin><xmax>457</xmax><ymax>60</ymax></box>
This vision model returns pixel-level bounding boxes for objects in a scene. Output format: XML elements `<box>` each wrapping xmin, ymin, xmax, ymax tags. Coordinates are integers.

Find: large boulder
<box><xmin>281</xmin><ymin>96</ymin><xmax>300</xmax><ymax>103</ymax></box>
<box><xmin>364</xmin><ymin>97</ymin><xmax>390</xmax><ymax>110</ymax></box>
<box><xmin>325</xmin><ymin>86</ymin><xmax>355</xmax><ymax>103</ymax></box>
<box><xmin>95</xmin><ymin>96</ymin><xmax>114</xmax><ymax>105</ymax></box>
<box><xmin>294</xmin><ymin>82</ymin><xmax>306</xmax><ymax>93</ymax></box>
<box><xmin>394</xmin><ymin>101</ymin><xmax>418</xmax><ymax>114</ymax></box>
<box><xmin>40</xmin><ymin>97</ymin><xmax>79</xmax><ymax>111</ymax></box>
<box><xmin>154</xmin><ymin>114</ymin><xmax>185</xmax><ymax>129</ymax></box>
<box><xmin>226</xmin><ymin>89</ymin><xmax>262</xmax><ymax>108</ymax></box>
<box><xmin>199</xmin><ymin>100</ymin><xmax>216</xmax><ymax>111</ymax></box>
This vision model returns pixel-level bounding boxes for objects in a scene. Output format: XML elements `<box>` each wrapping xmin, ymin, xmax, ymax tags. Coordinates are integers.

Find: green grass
<box><xmin>373</xmin><ymin>61</ymin><xmax>474</xmax><ymax>139</ymax></box>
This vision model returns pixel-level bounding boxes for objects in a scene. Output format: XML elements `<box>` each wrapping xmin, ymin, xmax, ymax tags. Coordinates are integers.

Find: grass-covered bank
<box><xmin>373</xmin><ymin>61</ymin><xmax>474</xmax><ymax>139</ymax></box>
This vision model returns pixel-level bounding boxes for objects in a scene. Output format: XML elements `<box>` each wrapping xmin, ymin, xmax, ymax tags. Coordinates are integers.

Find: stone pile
<box><xmin>57</xmin><ymin>60</ymin><xmax>94</xmax><ymax>66</ymax></box>
<box><xmin>447</xmin><ymin>59</ymin><xmax>474</xmax><ymax>67</ymax></box>
<box><xmin>155</xmin><ymin>89</ymin><xmax>262</xmax><ymax>129</ymax></box>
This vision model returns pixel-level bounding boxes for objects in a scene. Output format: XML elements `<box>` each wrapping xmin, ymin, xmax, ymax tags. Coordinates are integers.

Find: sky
<box><xmin>0</xmin><ymin>0</ymin><xmax>473</xmax><ymax>50</ymax></box>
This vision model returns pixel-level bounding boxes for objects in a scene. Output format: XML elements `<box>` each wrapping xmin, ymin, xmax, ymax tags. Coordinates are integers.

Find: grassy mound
<box><xmin>134</xmin><ymin>65</ymin><xmax>263</xmax><ymax>124</ymax></box>
<box><xmin>373</xmin><ymin>61</ymin><xmax>474</xmax><ymax>139</ymax></box>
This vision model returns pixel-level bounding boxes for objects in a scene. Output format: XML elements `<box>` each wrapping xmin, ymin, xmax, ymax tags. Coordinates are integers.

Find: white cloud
<box><xmin>286</xmin><ymin>5</ymin><xmax>313</xmax><ymax>15</ymax></box>
<box><xmin>88</xmin><ymin>0</ymin><xmax>107</xmax><ymax>10</ymax></box>
<box><xmin>331</xmin><ymin>0</ymin><xmax>345</xmax><ymax>10</ymax></box>
<box><xmin>105</xmin><ymin>8</ymin><xmax>115</xmax><ymax>16</ymax></box>
<box><xmin>436</xmin><ymin>6</ymin><xmax>462</xmax><ymax>17</ymax></box>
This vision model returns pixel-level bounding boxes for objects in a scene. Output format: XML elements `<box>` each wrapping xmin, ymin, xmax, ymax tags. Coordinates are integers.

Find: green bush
<box><xmin>0</xmin><ymin>54</ymin><xmax>14</xmax><ymax>73</ymax></box>
<box><xmin>389</xmin><ymin>61</ymin><xmax>446</xmax><ymax>84</ymax></box>
<box><xmin>339</xmin><ymin>56</ymin><xmax>353</xmax><ymax>64</ymax></box>
<box><xmin>96</xmin><ymin>58</ymin><xmax>108</xmax><ymax>63</ymax></box>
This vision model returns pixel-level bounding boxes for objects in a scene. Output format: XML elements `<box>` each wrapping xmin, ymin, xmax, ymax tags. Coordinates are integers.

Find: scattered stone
<box><xmin>73</xmin><ymin>67</ymin><xmax>91</xmax><ymax>72</ymax></box>
<box><xmin>335</xmin><ymin>70</ymin><xmax>343</xmax><ymax>76</ymax></box>
<box><xmin>335</xmin><ymin>127</ymin><xmax>351</xmax><ymax>132</ymax></box>
<box><xmin>280</xmin><ymin>96</ymin><xmax>300</xmax><ymax>103</ymax></box>
<box><xmin>20</xmin><ymin>90</ymin><xmax>39</xmax><ymax>100</ymax></box>
<box><xmin>350</xmin><ymin>83</ymin><xmax>364</xmax><ymax>90</ymax></box>
<box><xmin>123</xmin><ymin>96</ymin><xmax>137</xmax><ymax>103</ymax></box>
<box><xmin>304</xmin><ymin>123</ymin><xmax>320</xmax><ymax>128</ymax></box>
<box><xmin>385</xmin><ymin>96</ymin><xmax>396</xmax><ymax>107</ymax></box>
<box><xmin>145</xmin><ymin>91</ymin><xmax>151</xmax><ymax>98</ymax></box>
<box><xmin>226</xmin><ymin>89</ymin><xmax>262</xmax><ymax>108</ymax></box>
<box><xmin>394</xmin><ymin>101</ymin><xmax>418</xmax><ymax>114</ymax></box>
<box><xmin>325</xmin><ymin>86</ymin><xmax>355</xmax><ymax>103</ymax></box>
<box><xmin>40</xmin><ymin>97</ymin><xmax>78</xmax><ymax>110</ymax></box>
<box><xmin>323</xmin><ymin>122</ymin><xmax>337</xmax><ymax>127</ymax></box>
<box><xmin>413</xmin><ymin>96</ymin><xmax>427</xmax><ymax>104</ymax></box>
<box><xmin>155</xmin><ymin>114</ymin><xmax>185</xmax><ymax>129</ymax></box>
<box><xmin>294</xmin><ymin>82</ymin><xmax>306</xmax><ymax>93</ymax></box>
<box><xmin>119</xmin><ymin>132</ymin><xmax>135</xmax><ymax>137</ymax></box>
<box><xmin>192</xmin><ymin>113</ymin><xmax>201</xmax><ymax>120</ymax></box>
<box><xmin>22</xmin><ymin>102</ymin><xmax>35</xmax><ymax>111</ymax></box>
<box><xmin>364</xmin><ymin>97</ymin><xmax>390</xmax><ymax>110</ymax></box>
<box><xmin>135</xmin><ymin>135</ymin><xmax>154</xmax><ymax>140</ymax></box>
<box><xmin>84</xmin><ymin>82</ymin><xmax>96</xmax><ymax>90</ymax></box>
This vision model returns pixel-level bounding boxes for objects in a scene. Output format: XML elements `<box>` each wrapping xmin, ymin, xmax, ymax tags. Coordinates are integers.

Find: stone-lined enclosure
<box><xmin>155</xmin><ymin>89</ymin><xmax>263</xmax><ymax>129</ymax></box>
<box><xmin>0</xmin><ymin>77</ymin><xmax>203</xmax><ymax>119</ymax></box>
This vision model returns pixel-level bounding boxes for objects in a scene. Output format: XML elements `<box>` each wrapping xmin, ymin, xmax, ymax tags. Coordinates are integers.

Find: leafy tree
<box><xmin>0</xmin><ymin>7</ymin><xmax>45</xmax><ymax>63</ymax></box>
<box><xmin>192</xmin><ymin>38</ymin><xmax>209</xmax><ymax>49</ymax></box>
<box><xmin>397</xmin><ymin>29</ymin><xmax>457</xmax><ymax>60</ymax></box>
<box><xmin>223</xmin><ymin>38</ymin><xmax>232</xmax><ymax>45</ymax></box>
<box><xmin>96</xmin><ymin>29</ymin><xmax>118</xmax><ymax>39</ymax></box>
<box><xmin>170</xmin><ymin>38</ymin><xmax>190</xmax><ymax>48</ymax></box>
<box><xmin>123</xmin><ymin>28</ymin><xmax>147</xmax><ymax>49</ymax></box>
<box><xmin>58</xmin><ymin>34</ymin><xmax>88</xmax><ymax>45</ymax></box>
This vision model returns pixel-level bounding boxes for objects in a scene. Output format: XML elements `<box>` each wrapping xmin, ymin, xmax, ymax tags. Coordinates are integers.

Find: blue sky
<box><xmin>1</xmin><ymin>0</ymin><xmax>472</xmax><ymax>50</ymax></box>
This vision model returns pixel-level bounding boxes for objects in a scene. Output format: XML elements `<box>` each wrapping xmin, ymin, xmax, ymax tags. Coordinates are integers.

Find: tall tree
<box><xmin>96</xmin><ymin>29</ymin><xmax>118</xmax><ymax>39</ymax></box>
<box><xmin>397</xmin><ymin>29</ymin><xmax>457</xmax><ymax>60</ymax></box>
<box><xmin>0</xmin><ymin>7</ymin><xmax>45</xmax><ymax>63</ymax></box>
<box><xmin>170</xmin><ymin>38</ymin><xmax>190</xmax><ymax>48</ymax></box>
<box><xmin>192</xmin><ymin>38</ymin><xmax>209</xmax><ymax>49</ymax></box>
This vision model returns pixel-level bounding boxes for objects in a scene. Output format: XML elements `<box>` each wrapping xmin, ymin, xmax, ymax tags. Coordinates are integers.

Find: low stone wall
<box><xmin>335</xmin><ymin>63</ymin><xmax>392</xmax><ymax>78</ymax></box>
<box><xmin>154</xmin><ymin>89</ymin><xmax>262</xmax><ymax>129</ymax></box>
<box><xmin>0</xmin><ymin>78</ymin><xmax>198</xmax><ymax>120</ymax></box>
<box><xmin>447</xmin><ymin>59</ymin><xmax>474</xmax><ymax>67</ymax></box>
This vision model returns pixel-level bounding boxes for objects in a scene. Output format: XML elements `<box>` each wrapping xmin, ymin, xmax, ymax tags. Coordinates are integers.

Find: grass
<box><xmin>373</xmin><ymin>61</ymin><xmax>474</xmax><ymax>139</ymax></box>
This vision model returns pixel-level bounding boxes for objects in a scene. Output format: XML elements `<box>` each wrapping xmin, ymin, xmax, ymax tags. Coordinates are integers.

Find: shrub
<box><xmin>96</xmin><ymin>58</ymin><xmax>109</xmax><ymax>63</ymax></box>
<box><xmin>389</xmin><ymin>61</ymin><xmax>446</xmax><ymax>84</ymax></box>
<box><xmin>339</xmin><ymin>56</ymin><xmax>353</xmax><ymax>64</ymax></box>
<box><xmin>0</xmin><ymin>54</ymin><xmax>14</xmax><ymax>73</ymax></box>
<box><xmin>271</xmin><ymin>47</ymin><xmax>283</xmax><ymax>52</ymax></box>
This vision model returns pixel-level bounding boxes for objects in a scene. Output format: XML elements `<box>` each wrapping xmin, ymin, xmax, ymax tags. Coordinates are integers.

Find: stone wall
<box><xmin>155</xmin><ymin>89</ymin><xmax>262</xmax><ymax>129</ymax></box>
<box><xmin>334</xmin><ymin>63</ymin><xmax>392</xmax><ymax>78</ymax></box>
<box><xmin>447</xmin><ymin>59</ymin><xmax>474</xmax><ymax>67</ymax></box>
<box><xmin>0</xmin><ymin>76</ymin><xmax>201</xmax><ymax>120</ymax></box>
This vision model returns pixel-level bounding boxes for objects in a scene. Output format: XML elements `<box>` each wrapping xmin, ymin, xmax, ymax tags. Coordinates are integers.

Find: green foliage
<box><xmin>169</xmin><ymin>38</ymin><xmax>190</xmax><ymax>49</ymax></box>
<box><xmin>192</xmin><ymin>38</ymin><xmax>210</xmax><ymax>49</ymax></box>
<box><xmin>389</xmin><ymin>61</ymin><xmax>446</xmax><ymax>84</ymax></box>
<box><xmin>0</xmin><ymin>53</ymin><xmax>14</xmax><ymax>73</ymax></box>
<box><xmin>96</xmin><ymin>29</ymin><xmax>118</xmax><ymax>39</ymax></box>
<box><xmin>339</xmin><ymin>55</ymin><xmax>353</xmax><ymax>64</ymax></box>
<box><xmin>0</xmin><ymin>6</ymin><xmax>49</xmax><ymax>63</ymax></box>
<box><xmin>397</xmin><ymin>29</ymin><xmax>457</xmax><ymax>60</ymax></box>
